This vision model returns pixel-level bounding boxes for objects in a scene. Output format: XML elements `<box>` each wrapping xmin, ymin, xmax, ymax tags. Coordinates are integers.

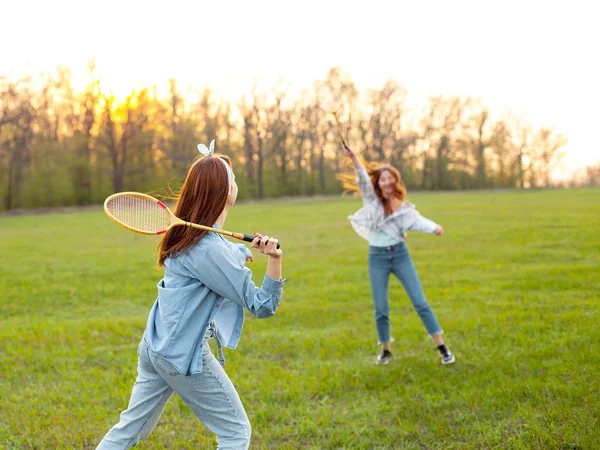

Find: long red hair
<box><xmin>338</xmin><ymin>159</ymin><xmax>406</xmax><ymax>215</ymax></box>
<box><xmin>157</xmin><ymin>154</ymin><xmax>232</xmax><ymax>266</ymax></box>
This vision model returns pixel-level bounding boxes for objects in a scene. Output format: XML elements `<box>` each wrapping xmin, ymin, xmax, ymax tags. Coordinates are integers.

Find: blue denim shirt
<box><xmin>143</xmin><ymin>231</ymin><xmax>285</xmax><ymax>376</ymax></box>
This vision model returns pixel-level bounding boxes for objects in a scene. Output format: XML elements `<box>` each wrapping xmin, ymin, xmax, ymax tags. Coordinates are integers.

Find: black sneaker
<box><xmin>376</xmin><ymin>350</ymin><xmax>393</xmax><ymax>365</ymax></box>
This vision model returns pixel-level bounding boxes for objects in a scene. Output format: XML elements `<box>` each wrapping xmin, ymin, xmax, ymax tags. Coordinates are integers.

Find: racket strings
<box><xmin>106</xmin><ymin>195</ymin><xmax>170</xmax><ymax>233</ymax></box>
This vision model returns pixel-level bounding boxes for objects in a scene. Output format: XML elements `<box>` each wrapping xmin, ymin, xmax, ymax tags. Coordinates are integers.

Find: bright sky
<box><xmin>3</xmin><ymin>0</ymin><xmax>598</xmax><ymax>179</ymax></box>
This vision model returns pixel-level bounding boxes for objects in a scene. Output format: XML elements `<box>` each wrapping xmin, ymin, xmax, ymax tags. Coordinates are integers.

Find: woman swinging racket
<box><xmin>340</xmin><ymin>144</ymin><xmax>455</xmax><ymax>366</ymax></box>
<box><xmin>97</xmin><ymin>140</ymin><xmax>284</xmax><ymax>450</ymax></box>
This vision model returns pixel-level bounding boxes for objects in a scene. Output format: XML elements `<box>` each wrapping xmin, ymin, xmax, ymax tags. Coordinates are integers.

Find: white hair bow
<box><xmin>197</xmin><ymin>139</ymin><xmax>215</xmax><ymax>156</ymax></box>
<box><xmin>196</xmin><ymin>139</ymin><xmax>233</xmax><ymax>194</ymax></box>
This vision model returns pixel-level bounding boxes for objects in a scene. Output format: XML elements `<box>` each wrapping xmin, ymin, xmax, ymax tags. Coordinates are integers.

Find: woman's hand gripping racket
<box><xmin>104</xmin><ymin>192</ymin><xmax>280</xmax><ymax>249</ymax></box>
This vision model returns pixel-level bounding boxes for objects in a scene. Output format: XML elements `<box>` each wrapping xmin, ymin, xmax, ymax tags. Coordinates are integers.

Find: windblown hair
<box><xmin>338</xmin><ymin>157</ymin><xmax>407</xmax><ymax>215</ymax></box>
<box><xmin>157</xmin><ymin>154</ymin><xmax>232</xmax><ymax>266</ymax></box>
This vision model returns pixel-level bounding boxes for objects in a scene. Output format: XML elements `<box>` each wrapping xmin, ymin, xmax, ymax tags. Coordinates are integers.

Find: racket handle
<box><xmin>242</xmin><ymin>234</ymin><xmax>281</xmax><ymax>249</ymax></box>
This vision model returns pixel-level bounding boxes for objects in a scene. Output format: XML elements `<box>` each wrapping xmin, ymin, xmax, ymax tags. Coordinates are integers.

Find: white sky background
<box><xmin>2</xmin><ymin>0</ymin><xmax>599</xmax><ymax>178</ymax></box>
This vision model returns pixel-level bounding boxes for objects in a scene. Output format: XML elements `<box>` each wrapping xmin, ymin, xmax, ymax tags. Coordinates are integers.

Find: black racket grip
<box><xmin>243</xmin><ymin>234</ymin><xmax>281</xmax><ymax>249</ymax></box>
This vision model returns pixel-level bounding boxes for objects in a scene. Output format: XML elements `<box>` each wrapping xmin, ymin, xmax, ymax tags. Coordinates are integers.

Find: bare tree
<box><xmin>72</xmin><ymin>60</ymin><xmax>100</xmax><ymax>205</ymax></box>
<box><xmin>97</xmin><ymin>91</ymin><xmax>149</xmax><ymax>193</ymax></box>
<box><xmin>0</xmin><ymin>77</ymin><xmax>35</xmax><ymax>210</ymax></box>
<box><xmin>505</xmin><ymin>115</ymin><xmax>534</xmax><ymax>188</ymax></box>
<box><xmin>534</xmin><ymin>127</ymin><xmax>567</xmax><ymax>187</ymax></box>
<box><xmin>167</xmin><ymin>78</ymin><xmax>184</xmax><ymax>173</ymax></box>
<box><xmin>417</xmin><ymin>96</ymin><xmax>466</xmax><ymax>189</ymax></box>
<box><xmin>265</xmin><ymin>86</ymin><xmax>291</xmax><ymax>185</ymax></box>
<box><xmin>470</xmin><ymin>106</ymin><xmax>491</xmax><ymax>188</ymax></box>
<box><xmin>238</xmin><ymin>98</ymin><xmax>256</xmax><ymax>186</ymax></box>
<box><xmin>365</xmin><ymin>80</ymin><xmax>407</xmax><ymax>162</ymax></box>
<box><xmin>251</xmin><ymin>89</ymin><xmax>268</xmax><ymax>199</ymax></box>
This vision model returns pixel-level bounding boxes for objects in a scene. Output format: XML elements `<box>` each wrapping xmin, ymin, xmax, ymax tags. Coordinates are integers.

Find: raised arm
<box><xmin>342</xmin><ymin>145</ymin><xmax>377</xmax><ymax>203</ymax></box>
<box><xmin>342</xmin><ymin>144</ymin><xmax>364</xmax><ymax>171</ymax></box>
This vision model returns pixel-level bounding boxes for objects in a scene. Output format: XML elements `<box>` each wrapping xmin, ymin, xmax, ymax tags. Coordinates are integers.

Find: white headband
<box><xmin>197</xmin><ymin>139</ymin><xmax>233</xmax><ymax>194</ymax></box>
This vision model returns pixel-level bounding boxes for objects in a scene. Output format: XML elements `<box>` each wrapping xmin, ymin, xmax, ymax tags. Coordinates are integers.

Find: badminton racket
<box><xmin>330</xmin><ymin>109</ymin><xmax>347</xmax><ymax>147</ymax></box>
<box><xmin>104</xmin><ymin>192</ymin><xmax>280</xmax><ymax>249</ymax></box>
<box><xmin>317</xmin><ymin>88</ymin><xmax>348</xmax><ymax>146</ymax></box>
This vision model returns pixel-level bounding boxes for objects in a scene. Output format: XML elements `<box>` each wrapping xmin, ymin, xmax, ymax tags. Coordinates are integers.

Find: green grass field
<box><xmin>1</xmin><ymin>188</ymin><xmax>599</xmax><ymax>449</ymax></box>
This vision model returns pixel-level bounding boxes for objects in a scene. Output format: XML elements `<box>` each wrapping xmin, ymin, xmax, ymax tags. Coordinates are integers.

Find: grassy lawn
<box><xmin>1</xmin><ymin>188</ymin><xmax>598</xmax><ymax>449</ymax></box>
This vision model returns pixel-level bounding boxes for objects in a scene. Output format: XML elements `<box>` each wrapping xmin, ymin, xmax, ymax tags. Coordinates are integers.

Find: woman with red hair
<box><xmin>97</xmin><ymin>141</ymin><xmax>284</xmax><ymax>450</ymax></box>
<box><xmin>341</xmin><ymin>145</ymin><xmax>455</xmax><ymax>366</ymax></box>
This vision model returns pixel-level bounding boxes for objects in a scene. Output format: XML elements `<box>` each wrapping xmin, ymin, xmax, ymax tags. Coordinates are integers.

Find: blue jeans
<box><xmin>96</xmin><ymin>326</ymin><xmax>251</xmax><ymax>450</ymax></box>
<box><xmin>368</xmin><ymin>243</ymin><xmax>442</xmax><ymax>343</ymax></box>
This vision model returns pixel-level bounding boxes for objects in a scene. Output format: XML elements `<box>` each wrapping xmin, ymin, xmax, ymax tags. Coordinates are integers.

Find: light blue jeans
<box><xmin>368</xmin><ymin>243</ymin><xmax>442</xmax><ymax>343</ymax></box>
<box><xmin>96</xmin><ymin>326</ymin><xmax>251</xmax><ymax>450</ymax></box>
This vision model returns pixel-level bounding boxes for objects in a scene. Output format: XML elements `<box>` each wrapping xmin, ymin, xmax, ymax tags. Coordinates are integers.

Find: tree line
<box><xmin>1</xmin><ymin>63</ymin><xmax>585</xmax><ymax>212</ymax></box>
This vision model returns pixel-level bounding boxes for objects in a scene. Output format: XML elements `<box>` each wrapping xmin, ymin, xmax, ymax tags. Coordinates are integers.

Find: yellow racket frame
<box><xmin>104</xmin><ymin>192</ymin><xmax>250</xmax><ymax>242</ymax></box>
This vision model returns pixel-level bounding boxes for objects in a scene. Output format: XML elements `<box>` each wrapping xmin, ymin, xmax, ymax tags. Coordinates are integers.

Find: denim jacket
<box><xmin>349</xmin><ymin>166</ymin><xmax>439</xmax><ymax>242</ymax></box>
<box><xmin>143</xmin><ymin>231</ymin><xmax>284</xmax><ymax>376</ymax></box>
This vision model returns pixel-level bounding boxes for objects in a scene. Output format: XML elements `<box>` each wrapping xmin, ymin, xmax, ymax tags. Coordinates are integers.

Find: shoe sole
<box><xmin>441</xmin><ymin>356</ymin><xmax>456</xmax><ymax>365</ymax></box>
<box><xmin>376</xmin><ymin>358</ymin><xmax>392</xmax><ymax>365</ymax></box>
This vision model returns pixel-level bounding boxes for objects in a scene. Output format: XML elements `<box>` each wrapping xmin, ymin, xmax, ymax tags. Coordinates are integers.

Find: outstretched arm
<box><xmin>406</xmin><ymin>207</ymin><xmax>444</xmax><ymax>235</ymax></box>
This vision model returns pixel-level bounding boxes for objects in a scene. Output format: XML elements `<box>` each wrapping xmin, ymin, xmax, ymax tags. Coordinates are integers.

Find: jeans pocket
<box><xmin>146</xmin><ymin>347</ymin><xmax>182</xmax><ymax>378</ymax></box>
<box><xmin>158</xmin><ymin>357</ymin><xmax>182</xmax><ymax>378</ymax></box>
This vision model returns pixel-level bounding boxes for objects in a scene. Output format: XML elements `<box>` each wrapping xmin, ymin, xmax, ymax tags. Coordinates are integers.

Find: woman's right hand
<box><xmin>342</xmin><ymin>145</ymin><xmax>363</xmax><ymax>170</ymax></box>
<box><xmin>342</xmin><ymin>144</ymin><xmax>355</xmax><ymax>157</ymax></box>
<box><xmin>251</xmin><ymin>233</ymin><xmax>283</xmax><ymax>258</ymax></box>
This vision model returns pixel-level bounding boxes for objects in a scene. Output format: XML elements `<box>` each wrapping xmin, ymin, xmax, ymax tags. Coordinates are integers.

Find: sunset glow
<box><xmin>3</xmin><ymin>0</ymin><xmax>598</xmax><ymax>178</ymax></box>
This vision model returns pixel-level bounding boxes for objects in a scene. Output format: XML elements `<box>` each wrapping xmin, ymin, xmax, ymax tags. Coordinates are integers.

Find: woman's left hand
<box><xmin>434</xmin><ymin>226</ymin><xmax>444</xmax><ymax>236</ymax></box>
<box><xmin>246</xmin><ymin>253</ymin><xmax>254</xmax><ymax>263</ymax></box>
<box><xmin>251</xmin><ymin>233</ymin><xmax>282</xmax><ymax>258</ymax></box>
